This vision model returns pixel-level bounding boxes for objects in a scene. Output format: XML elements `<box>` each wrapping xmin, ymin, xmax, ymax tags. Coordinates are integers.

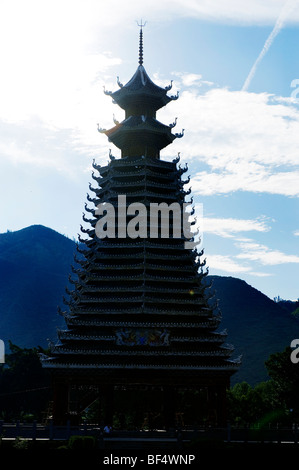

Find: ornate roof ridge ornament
<box><xmin>117</xmin><ymin>76</ymin><xmax>123</xmax><ymax>88</ymax></box>
<box><xmin>175</xmin><ymin>128</ymin><xmax>185</xmax><ymax>138</ymax></box>
<box><xmin>97</xmin><ymin>123</ymin><xmax>106</xmax><ymax>134</ymax></box>
<box><xmin>136</xmin><ymin>19</ymin><xmax>147</xmax><ymax>66</ymax></box>
<box><xmin>165</xmin><ymin>80</ymin><xmax>173</xmax><ymax>91</ymax></box>
<box><xmin>103</xmin><ymin>85</ymin><xmax>112</xmax><ymax>96</ymax></box>
<box><xmin>169</xmin><ymin>117</ymin><xmax>177</xmax><ymax>128</ymax></box>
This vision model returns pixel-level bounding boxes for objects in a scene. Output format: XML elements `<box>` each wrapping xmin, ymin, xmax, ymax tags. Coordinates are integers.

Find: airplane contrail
<box><xmin>242</xmin><ymin>0</ymin><xmax>298</xmax><ymax>91</ymax></box>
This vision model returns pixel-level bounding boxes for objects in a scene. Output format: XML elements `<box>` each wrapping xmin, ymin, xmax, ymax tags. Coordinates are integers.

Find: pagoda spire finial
<box><xmin>137</xmin><ymin>19</ymin><xmax>147</xmax><ymax>66</ymax></box>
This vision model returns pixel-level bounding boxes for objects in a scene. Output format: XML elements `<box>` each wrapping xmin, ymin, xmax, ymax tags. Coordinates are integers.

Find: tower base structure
<box><xmin>50</xmin><ymin>370</ymin><xmax>231</xmax><ymax>428</ymax></box>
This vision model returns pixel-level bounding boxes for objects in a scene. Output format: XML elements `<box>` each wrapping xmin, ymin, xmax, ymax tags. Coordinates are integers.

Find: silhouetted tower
<box><xmin>41</xmin><ymin>26</ymin><xmax>240</xmax><ymax>427</ymax></box>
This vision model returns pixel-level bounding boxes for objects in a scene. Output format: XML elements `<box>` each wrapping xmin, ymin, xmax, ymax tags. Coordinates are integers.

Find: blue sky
<box><xmin>0</xmin><ymin>0</ymin><xmax>299</xmax><ymax>301</ymax></box>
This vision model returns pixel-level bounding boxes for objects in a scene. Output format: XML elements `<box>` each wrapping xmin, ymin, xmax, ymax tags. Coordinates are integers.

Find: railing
<box><xmin>1</xmin><ymin>420</ymin><xmax>299</xmax><ymax>445</ymax></box>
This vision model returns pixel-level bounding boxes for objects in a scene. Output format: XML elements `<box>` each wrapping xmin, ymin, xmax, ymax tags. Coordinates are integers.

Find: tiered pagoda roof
<box><xmin>106</xmin><ymin>65</ymin><xmax>178</xmax><ymax>112</ymax></box>
<box><xmin>98</xmin><ymin>27</ymin><xmax>182</xmax><ymax>159</ymax></box>
<box><xmin>41</xmin><ymin>27</ymin><xmax>240</xmax><ymax>382</ymax></box>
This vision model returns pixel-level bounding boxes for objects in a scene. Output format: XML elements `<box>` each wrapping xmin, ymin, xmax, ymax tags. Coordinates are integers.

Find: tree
<box><xmin>292</xmin><ymin>307</ymin><xmax>299</xmax><ymax>318</ymax></box>
<box><xmin>265</xmin><ymin>346</ymin><xmax>299</xmax><ymax>421</ymax></box>
<box><xmin>227</xmin><ymin>380</ymin><xmax>284</xmax><ymax>426</ymax></box>
<box><xmin>0</xmin><ymin>342</ymin><xmax>51</xmax><ymax>421</ymax></box>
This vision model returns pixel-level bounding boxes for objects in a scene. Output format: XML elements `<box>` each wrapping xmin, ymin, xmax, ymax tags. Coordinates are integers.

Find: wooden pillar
<box><xmin>163</xmin><ymin>386</ymin><xmax>176</xmax><ymax>429</ymax></box>
<box><xmin>207</xmin><ymin>386</ymin><xmax>217</xmax><ymax>425</ymax></box>
<box><xmin>207</xmin><ymin>382</ymin><xmax>229</xmax><ymax>426</ymax></box>
<box><xmin>103</xmin><ymin>385</ymin><xmax>114</xmax><ymax>426</ymax></box>
<box><xmin>216</xmin><ymin>383</ymin><xmax>228</xmax><ymax>426</ymax></box>
<box><xmin>97</xmin><ymin>387</ymin><xmax>104</xmax><ymax>426</ymax></box>
<box><xmin>52</xmin><ymin>380</ymin><xmax>69</xmax><ymax>425</ymax></box>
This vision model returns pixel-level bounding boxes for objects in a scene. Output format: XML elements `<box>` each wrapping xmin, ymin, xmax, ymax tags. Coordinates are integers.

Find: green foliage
<box><xmin>227</xmin><ymin>380</ymin><xmax>286</xmax><ymax>426</ymax></box>
<box><xmin>67</xmin><ymin>435</ymin><xmax>97</xmax><ymax>450</ymax></box>
<box><xmin>0</xmin><ymin>342</ymin><xmax>51</xmax><ymax>421</ymax></box>
<box><xmin>292</xmin><ymin>307</ymin><xmax>299</xmax><ymax>318</ymax></box>
<box><xmin>13</xmin><ymin>437</ymin><xmax>29</xmax><ymax>450</ymax></box>
<box><xmin>265</xmin><ymin>346</ymin><xmax>299</xmax><ymax>421</ymax></box>
<box><xmin>228</xmin><ymin>346</ymin><xmax>299</xmax><ymax>426</ymax></box>
<box><xmin>2</xmin><ymin>340</ymin><xmax>299</xmax><ymax>428</ymax></box>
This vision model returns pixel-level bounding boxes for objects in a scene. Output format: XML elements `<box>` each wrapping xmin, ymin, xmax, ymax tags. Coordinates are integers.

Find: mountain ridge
<box><xmin>0</xmin><ymin>225</ymin><xmax>297</xmax><ymax>385</ymax></box>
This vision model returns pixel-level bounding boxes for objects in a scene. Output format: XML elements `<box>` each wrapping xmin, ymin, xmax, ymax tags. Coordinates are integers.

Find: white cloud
<box><xmin>207</xmin><ymin>254</ymin><xmax>251</xmax><ymax>274</ymax></box>
<box><xmin>171</xmin><ymin>72</ymin><xmax>214</xmax><ymax>88</ymax></box>
<box><xmin>0</xmin><ymin>1</ymin><xmax>298</xmax><ymax>197</ymax></box>
<box><xmin>191</xmin><ymin>169</ymin><xmax>299</xmax><ymax>197</ymax></box>
<box><xmin>201</xmin><ymin>216</ymin><xmax>270</xmax><ymax>238</ymax></box>
<box><xmin>0</xmin><ymin>1</ymin><xmax>123</xmax><ymax>134</ymax></box>
<box><xmin>236</xmin><ymin>241</ymin><xmax>299</xmax><ymax>265</ymax></box>
<box><xmin>165</xmin><ymin>88</ymin><xmax>299</xmax><ymax>166</ymax></box>
<box><xmin>76</xmin><ymin>0</ymin><xmax>299</xmax><ymax>26</ymax></box>
<box><xmin>294</xmin><ymin>230</ymin><xmax>299</xmax><ymax>236</ymax></box>
<box><xmin>0</xmin><ymin>0</ymin><xmax>298</xmax><ymax>120</ymax></box>
<box><xmin>0</xmin><ymin>0</ymin><xmax>298</xmax><ymax>125</ymax></box>
<box><xmin>206</xmin><ymin>244</ymin><xmax>297</xmax><ymax>277</ymax></box>
<box><xmin>247</xmin><ymin>271</ymin><xmax>273</xmax><ymax>277</ymax></box>
<box><xmin>199</xmin><ymin>218</ymin><xmax>277</xmax><ymax>277</ymax></box>
<box><xmin>160</xmin><ymin>87</ymin><xmax>299</xmax><ymax>197</ymax></box>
